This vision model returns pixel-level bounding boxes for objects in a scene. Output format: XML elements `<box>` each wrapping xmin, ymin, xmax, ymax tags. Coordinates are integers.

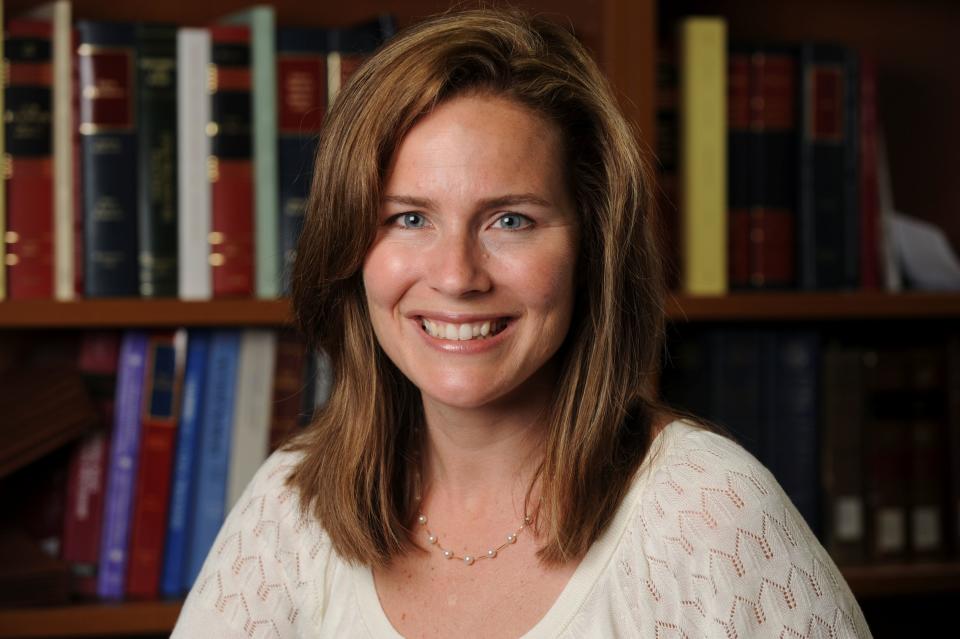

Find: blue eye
<box><xmin>395</xmin><ymin>213</ymin><xmax>426</xmax><ymax>229</ymax></box>
<box><xmin>493</xmin><ymin>213</ymin><xmax>532</xmax><ymax>230</ymax></box>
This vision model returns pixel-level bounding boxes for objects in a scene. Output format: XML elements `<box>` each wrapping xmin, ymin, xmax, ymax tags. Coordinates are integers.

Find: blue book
<box><xmin>97</xmin><ymin>331</ymin><xmax>149</xmax><ymax>599</ymax></box>
<box><xmin>160</xmin><ymin>330</ymin><xmax>210</xmax><ymax>598</ymax></box>
<box><xmin>77</xmin><ymin>21</ymin><xmax>140</xmax><ymax>297</ymax></box>
<box><xmin>764</xmin><ymin>331</ymin><xmax>821</xmax><ymax>537</ymax></box>
<box><xmin>185</xmin><ymin>330</ymin><xmax>241</xmax><ymax>587</ymax></box>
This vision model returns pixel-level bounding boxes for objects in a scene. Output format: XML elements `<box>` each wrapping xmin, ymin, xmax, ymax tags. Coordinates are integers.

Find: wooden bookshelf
<box><xmin>1</xmin><ymin>292</ymin><xmax>959</xmax><ymax>328</ymax></box>
<box><xmin>0</xmin><ymin>600</ymin><xmax>181</xmax><ymax>638</ymax></box>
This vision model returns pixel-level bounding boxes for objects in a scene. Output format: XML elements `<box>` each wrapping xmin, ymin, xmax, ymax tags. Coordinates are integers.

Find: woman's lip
<box><xmin>407</xmin><ymin>311</ymin><xmax>516</xmax><ymax>323</ymax></box>
<box><xmin>411</xmin><ymin>316</ymin><xmax>515</xmax><ymax>353</ymax></box>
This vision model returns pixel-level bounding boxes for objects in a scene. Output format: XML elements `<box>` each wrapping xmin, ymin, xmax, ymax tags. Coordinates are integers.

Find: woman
<box><xmin>174</xmin><ymin>8</ymin><xmax>871</xmax><ymax>638</ymax></box>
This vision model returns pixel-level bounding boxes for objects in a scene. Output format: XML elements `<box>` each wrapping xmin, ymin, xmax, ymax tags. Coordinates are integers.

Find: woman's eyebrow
<box><xmin>382</xmin><ymin>193</ymin><xmax>553</xmax><ymax>210</ymax></box>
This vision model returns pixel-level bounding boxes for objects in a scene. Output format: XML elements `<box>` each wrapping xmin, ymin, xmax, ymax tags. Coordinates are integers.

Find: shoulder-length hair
<box><xmin>287</xmin><ymin>6</ymin><xmax>670</xmax><ymax>567</ymax></box>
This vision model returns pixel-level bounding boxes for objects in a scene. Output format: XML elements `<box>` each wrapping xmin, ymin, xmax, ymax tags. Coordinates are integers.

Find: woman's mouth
<box><xmin>419</xmin><ymin>317</ymin><xmax>511</xmax><ymax>341</ymax></box>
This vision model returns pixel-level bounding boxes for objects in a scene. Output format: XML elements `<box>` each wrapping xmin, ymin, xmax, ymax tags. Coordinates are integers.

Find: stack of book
<box><xmin>659</xmin><ymin>17</ymin><xmax>897</xmax><ymax>295</ymax></box>
<box><xmin>1</xmin><ymin>2</ymin><xmax>395</xmax><ymax>302</ymax></box>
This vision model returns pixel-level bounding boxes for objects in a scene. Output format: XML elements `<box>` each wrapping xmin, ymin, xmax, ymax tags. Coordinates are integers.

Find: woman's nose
<box><xmin>425</xmin><ymin>231</ymin><xmax>492</xmax><ymax>297</ymax></box>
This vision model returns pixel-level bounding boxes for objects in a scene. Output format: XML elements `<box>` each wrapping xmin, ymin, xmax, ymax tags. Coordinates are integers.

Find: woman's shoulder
<box><xmin>610</xmin><ymin>418</ymin><xmax>872</xmax><ymax>637</ymax></box>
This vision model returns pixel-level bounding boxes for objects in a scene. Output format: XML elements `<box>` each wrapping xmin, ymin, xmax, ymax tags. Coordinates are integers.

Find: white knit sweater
<box><xmin>172</xmin><ymin>419</ymin><xmax>872</xmax><ymax>638</ymax></box>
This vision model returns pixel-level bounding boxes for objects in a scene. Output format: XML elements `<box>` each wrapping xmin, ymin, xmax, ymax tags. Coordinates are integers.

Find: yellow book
<box><xmin>679</xmin><ymin>17</ymin><xmax>727</xmax><ymax>295</ymax></box>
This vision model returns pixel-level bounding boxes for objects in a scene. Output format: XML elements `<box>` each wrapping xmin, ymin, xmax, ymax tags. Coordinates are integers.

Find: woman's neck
<box><xmin>418</xmin><ymin>389</ymin><xmax>549</xmax><ymax>516</ymax></box>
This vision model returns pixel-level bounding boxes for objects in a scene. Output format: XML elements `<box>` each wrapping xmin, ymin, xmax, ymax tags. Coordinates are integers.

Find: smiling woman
<box><xmin>172</xmin><ymin>7</ymin><xmax>872</xmax><ymax>639</ymax></box>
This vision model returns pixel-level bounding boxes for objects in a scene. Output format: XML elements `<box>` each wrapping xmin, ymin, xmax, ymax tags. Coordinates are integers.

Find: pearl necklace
<box><xmin>415</xmin><ymin>511</ymin><xmax>533</xmax><ymax>566</ymax></box>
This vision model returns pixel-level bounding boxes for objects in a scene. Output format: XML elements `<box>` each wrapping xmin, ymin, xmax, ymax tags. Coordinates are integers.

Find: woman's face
<box><xmin>362</xmin><ymin>94</ymin><xmax>578</xmax><ymax>411</ymax></box>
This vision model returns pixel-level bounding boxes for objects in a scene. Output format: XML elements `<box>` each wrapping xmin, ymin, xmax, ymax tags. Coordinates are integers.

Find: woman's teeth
<box><xmin>421</xmin><ymin>318</ymin><xmax>508</xmax><ymax>341</ymax></box>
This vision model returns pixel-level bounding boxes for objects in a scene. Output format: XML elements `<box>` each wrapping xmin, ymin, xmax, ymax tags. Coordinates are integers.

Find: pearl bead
<box><xmin>507</xmin><ymin>533</ymin><xmax>517</xmax><ymax>544</ymax></box>
<box><xmin>428</xmin><ymin>535</ymin><xmax>437</xmax><ymax>544</ymax></box>
<box><xmin>487</xmin><ymin>549</ymin><xmax>497</xmax><ymax>558</ymax></box>
<box><xmin>418</xmin><ymin>514</ymin><xmax>427</xmax><ymax>525</ymax></box>
<box><xmin>464</xmin><ymin>555</ymin><xmax>474</xmax><ymax>565</ymax></box>
<box><xmin>443</xmin><ymin>550</ymin><xmax>454</xmax><ymax>559</ymax></box>
<box><xmin>524</xmin><ymin>515</ymin><xmax>533</xmax><ymax>524</ymax></box>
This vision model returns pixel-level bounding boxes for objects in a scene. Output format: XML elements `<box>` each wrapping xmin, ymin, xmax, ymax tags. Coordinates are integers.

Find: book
<box><xmin>728</xmin><ymin>44</ymin><xmax>797</xmax><ymax>290</ymax></box>
<box><xmin>77</xmin><ymin>21</ymin><xmax>139</xmax><ymax>297</ymax></box>
<box><xmin>677</xmin><ymin>17</ymin><xmax>727</xmax><ymax>295</ymax></box>
<box><xmin>185</xmin><ymin>329</ymin><xmax>240</xmax><ymax>588</ymax></box>
<box><xmin>136</xmin><ymin>24</ymin><xmax>178</xmax><ymax>297</ymax></box>
<box><xmin>226</xmin><ymin>329</ymin><xmax>277</xmax><ymax>509</ymax></box>
<box><xmin>97</xmin><ymin>330</ymin><xmax>148</xmax><ymax>599</ymax></box>
<box><xmin>222</xmin><ymin>6</ymin><xmax>279</xmax><ymax>299</ymax></box>
<box><xmin>208</xmin><ymin>26</ymin><xmax>254</xmax><ymax>297</ymax></box>
<box><xmin>797</xmin><ymin>44</ymin><xmax>859</xmax><ymax>290</ymax></box>
<box><xmin>176</xmin><ymin>28</ymin><xmax>212</xmax><ymax>300</ymax></box>
<box><xmin>3</xmin><ymin>19</ymin><xmax>54</xmax><ymax>299</ymax></box>
<box><xmin>160</xmin><ymin>330</ymin><xmax>209</xmax><ymax>598</ymax></box>
<box><xmin>126</xmin><ymin>330</ymin><xmax>187</xmax><ymax>599</ymax></box>
<box><xmin>276</xmin><ymin>26</ymin><xmax>328</xmax><ymax>294</ymax></box>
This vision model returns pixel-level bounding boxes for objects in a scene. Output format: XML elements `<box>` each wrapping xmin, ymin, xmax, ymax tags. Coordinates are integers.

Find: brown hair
<box><xmin>287</xmin><ymin>6</ymin><xmax>674</xmax><ymax>567</ymax></box>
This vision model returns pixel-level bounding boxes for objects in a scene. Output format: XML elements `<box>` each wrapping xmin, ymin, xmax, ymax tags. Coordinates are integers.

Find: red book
<box><xmin>728</xmin><ymin>45</ymin><xmax>797</xmax><ymax>290</ymax></box>
<box><xmin>126</xmin><ymin>330</ymin><xmax>187</xmax><ymax>599</ymax></box>
<box><xmin>209</xmin><ymin>26</ymin><xmax>254</xmax><ymax>297</ymax></box>
<box><xmin>62</xmin><ymin>331</ymin><xmax>120</xmax><ymax>598</ymax></box>
<box><xmin>4</xmin><ymin>20</ymin><xmax>54</xmax><ymax>299</ymax></box>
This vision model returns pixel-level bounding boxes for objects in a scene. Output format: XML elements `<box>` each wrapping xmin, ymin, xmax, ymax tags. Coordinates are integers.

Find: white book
<box><xmin>26</xmin><ymin>1</ymin><xmax>74</xmax><ymax>300</ymax></box>
<box><xmin>177</xmin><ymin>28</ymin><xmax>212</xmax><ymax>300</ymax></box>
<box><xmin>226</xmin><ymin>329</ymin><xmax>277</xmax><ymax>509</ymax></box>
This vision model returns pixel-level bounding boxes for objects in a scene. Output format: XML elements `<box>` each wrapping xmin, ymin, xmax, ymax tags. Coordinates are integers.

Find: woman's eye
<box><xmin>493</xmin><ymin>213</ymin><xmax>532</xmax><ymax>230</ymax></box>
<box><xmin>394</xmin><ymin>213</ymin><xmax>426</xmax><ymax>229</ymax></box>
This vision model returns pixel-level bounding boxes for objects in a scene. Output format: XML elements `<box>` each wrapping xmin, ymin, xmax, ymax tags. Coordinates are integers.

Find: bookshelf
<box><xmin>1</xmin><ymin>0</ymin><xmax>958</xmax><ymax>636</ymax></box>
<box><xmin>1</xmin><ymin>292</ymin><xmax>960</xmax><ymax>328</ymax></box>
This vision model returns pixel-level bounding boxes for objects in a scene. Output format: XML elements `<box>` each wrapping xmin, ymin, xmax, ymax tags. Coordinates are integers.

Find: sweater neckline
<box><xmin>350</xmin><ymin>418</ymin><xmax>691</xmax><ymax>638</ymax></box>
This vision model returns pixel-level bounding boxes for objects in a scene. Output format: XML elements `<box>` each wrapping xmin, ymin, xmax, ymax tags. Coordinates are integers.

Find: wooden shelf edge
<box><xmin>1</xmin><ymin>293</ymin><xmax>959</xmax><ymax>328</ymax></box>
<box><xmin>842</xmin><ymin>561</ymin><xmax>960</xmax><ymax>597</ymax></box>
<box><xmin>0</xmin><ymin>299</ymin><xmax>292</xmax><ymax>328</ymax></box>
<box><xmin>0</xmin><ymin>600</ymin><xmax>182</xmax><ymax>637</ymax></box>
<box><xmin>666</xmin><ymin>291</ymin><xmax>960</xmax><ymax>321</ymax></box>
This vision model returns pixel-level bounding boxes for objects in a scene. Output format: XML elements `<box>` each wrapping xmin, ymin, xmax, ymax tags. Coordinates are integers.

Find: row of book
<box><xmin>660</xmin><ymin>328</ymin><xmax>960</xmax><ymax>565</ymax></box>
<box><xmin>660</xmin><ymin>17</ymin><xmax>900</xmax><ymax>294</ymax></box>
<box><xmin>0</xmin><ymin>1</ymin><xmax>394</xmax><ymax>301</ymax></box>
<box><xmin>0</xmin><ymin>328</ymin><xmax>329</xmax><ymax>605</ymax></box>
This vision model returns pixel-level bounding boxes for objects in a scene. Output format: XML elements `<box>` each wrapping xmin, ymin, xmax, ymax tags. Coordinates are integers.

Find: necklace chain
<box><xmin>415</xmin><ymin>511</ymin><xmax>532</xmax><ymax>566</ymax></box>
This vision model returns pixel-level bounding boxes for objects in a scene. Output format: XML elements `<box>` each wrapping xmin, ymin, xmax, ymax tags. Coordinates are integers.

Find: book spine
<box><xmin>51</xmin><ymin>1</ymin><xmax>74</xmax><ymax>301</ymax></box>
<box><xmin>96</xmin><ymin>330</ymin><xmax>148</xmax><ymax>600</ymax></box>
<box><xmin>907</xmin><ymin>347</ymin><xmax>947</xmax><ymax>560</ymax></box>
<box><xmin>821</xmin><ymin>345</ymin><xmax>866</xmax><ymax>564</ymax></box>
<box><xmin>863</xmin><ymin>347</ymin><xmax>910</xmax><ymax>562</ymax></box>
<box><xmin>0</xmin><ymin>0</ymin><xmax>5</xmax><ymax>300</ymax></box>
<box><xmin>160</xmin><ymin>330</ymin><xmax>210</xmax><ymax>598</ymax></box>
<box><xmin>766</xmin><ymin>331</ymin><xmax>820</xmax><ymax>536</ymax></box>
<box><xmin>77</xmin><ymin>21</ymin><xmax>139</xmax><ymax>297</ymax></box>
<box><xmin>126</xmin><ymin>329</ymin><xmax>187</xmax><ymax>599</ymax></box>
<box><xmin>209</xmin><ymin>26</ymin><xmax>254</xmax><ymax>298</ymax></box>
<box><xmin>186</xmin><ymin>329</ymin><xmax>240</xmax><ymax>588</ymax></box>
<box><xmin>729</xmin><ymin>46</ymin><xmax>797</xmax><ymax>290</ymax></box>
<box><xmin>277</xmin><ymin>28</ymin><xmax>328</xmax><ymax>295</ymax></box>
<box><xmin>711</xmin><ymin>329</ymin><xmax>764</xmax><ymax>460</ymax></box>
<box><xmin>61</xmin><ymin>430</ymin><xmax>108</xmax><ymax>597</ymax></box>
<box><xmin>249</xmin><ymin>9</ymin><xmax>278</xmax><ymax>299</ymax></box>
<box><xmin>797</xmin><ymin>44</ymin><xmax>859</xmax><ymax>290</ymax></box>
<box><xmin>4</xmin><ymin>20</ymin><xmax>54</xmax><ymax>299</ymax></box>
<box><xmin>655</xmin><ymin>41</ymin><xmax>680</xmax><ymax>291</ymax></box>
<box><xmin>176</xmin><ymin>28</ymin><xmax>211</xmax><ymax>300</ymax></box>
<box><xmin>136</xmin><ymin>24</ymin><xmax>178</xmax><ymax>298</ymax></box>
<box><xmin>226</xmin><ymin>329</ymin><xmax>277</xmax><ymax>509</ymax></box>
<box><xmin>678</xmin><ymin>18</ymin><xmax>727</xmax><ymax>295</ymax></box>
